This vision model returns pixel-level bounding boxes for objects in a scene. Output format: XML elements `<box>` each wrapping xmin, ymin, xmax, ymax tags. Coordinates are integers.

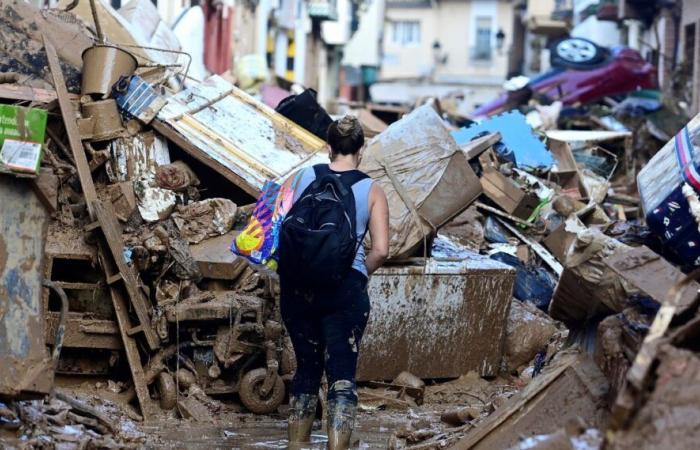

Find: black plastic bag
<box><xmin>483</xmin><ymin>216</ymin><xmax>510</xmax><ymax>244</ymax></box>
<box><xmin>490</xmin><ymin>252</ymin><xmax>556</xmax><ymax>312</ymax></box>
<box><xmin>275</xmin><ymin>89</ymin><xmax>333</xmax><ymax>141</ymax></box>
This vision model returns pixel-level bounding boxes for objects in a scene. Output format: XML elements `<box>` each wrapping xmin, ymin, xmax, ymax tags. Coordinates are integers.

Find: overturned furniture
<box><xmin>357</xmin><ymin>254</ymin><xmax>515</xmax><ymax>381</ymax></box>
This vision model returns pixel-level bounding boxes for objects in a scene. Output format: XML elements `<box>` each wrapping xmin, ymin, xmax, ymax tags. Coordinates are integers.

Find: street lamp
<box><xmin>496</xmin><ymin>29</ymin><xmax>506</xmax><ymax>51</ymax></box>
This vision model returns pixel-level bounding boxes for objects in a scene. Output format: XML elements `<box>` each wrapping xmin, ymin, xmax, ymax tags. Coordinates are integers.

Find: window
<box><xmin>473</xmin><ymin>16</ymin><xmax>492</xmax><ymax>61</ymax></box>
<box><xmin>392</xmin><ymin>21</ymin><xmax>421</xmax><ymax>46</ymax></box>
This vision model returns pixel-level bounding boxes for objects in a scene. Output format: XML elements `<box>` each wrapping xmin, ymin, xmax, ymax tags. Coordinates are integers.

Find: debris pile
<box><xmin>1</xmin><ymin>1</ymin><xmax>700</xmax><ymax>449</ymax></box>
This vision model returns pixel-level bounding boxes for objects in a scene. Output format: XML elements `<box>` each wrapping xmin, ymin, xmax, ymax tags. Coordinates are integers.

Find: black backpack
<box><xmin>275</xmin><ymin>89</ymin><xmax>333</xmax><ymax>141</ymax></box>
<box><xmin>278</xmin><ymin>165</ymin><xmax>369</xmax><ymax>289</ymax></box>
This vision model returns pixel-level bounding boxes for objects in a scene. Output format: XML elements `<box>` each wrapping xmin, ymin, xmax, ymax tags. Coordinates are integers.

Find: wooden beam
<box><xmin>0</xmin><ymin>84</ymin><xmax>58</xmax><ymax>104</ymax></box>
<box><xmin>43</xmin><ymin>33</ymin><xmax>98</xmax><ymax>219</ymax></box>
<box><xmin>496</xmin><ymin>217</ymin><xmax>563</xmax><ymax>276</ymax></box>
<box><xmin>460</xmin><ymin>132</ymin><xmax>502</xmax><ymax>160</ymax></box>
<box><xmin>92</xmin><ymin>200</ymin><xmax>160</xmax><ymax>351</ymax></box>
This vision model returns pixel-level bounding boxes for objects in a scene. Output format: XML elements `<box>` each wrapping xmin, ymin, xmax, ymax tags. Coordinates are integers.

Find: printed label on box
<box><xmin>0</xmin><ymin>139</ymin><xmax>43</xmax><ymax>173</ymax></box>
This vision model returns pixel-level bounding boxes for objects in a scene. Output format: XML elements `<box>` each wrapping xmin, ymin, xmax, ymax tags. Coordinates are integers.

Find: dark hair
<box><xmin>327</xmin><ymin>115</ymin><xmax>364</xmax><ymax>156</ymax></box>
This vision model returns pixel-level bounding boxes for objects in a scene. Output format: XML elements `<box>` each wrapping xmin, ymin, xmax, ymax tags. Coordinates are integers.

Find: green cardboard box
<box><xmin>0</xmin><ymin>105</ymin><xmax>48</xmax><ymax>174</ymax></box>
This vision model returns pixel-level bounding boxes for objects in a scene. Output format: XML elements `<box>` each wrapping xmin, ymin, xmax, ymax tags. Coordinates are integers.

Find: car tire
<box><xmin>550</xmin><ymin>37</ymin><xmax>607</xmax><ymax>69</ymax></box>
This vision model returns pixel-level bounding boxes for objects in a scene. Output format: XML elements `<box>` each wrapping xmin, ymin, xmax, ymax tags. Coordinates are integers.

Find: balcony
<box><xmin>308</xmin><ymin>0</ymin><xmax>338</xmax><ymax>21</ymax></box>
<box><xmin>525</xmin><ymin>0</ymin><xmax>570</xmax><ymax>37</ymax></box>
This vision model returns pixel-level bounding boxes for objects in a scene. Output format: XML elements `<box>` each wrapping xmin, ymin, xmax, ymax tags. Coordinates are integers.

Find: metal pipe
<box><xmin>43</xmin><ymin>280</ymin><xmax>69</xmax><ymax>371</ymax></box>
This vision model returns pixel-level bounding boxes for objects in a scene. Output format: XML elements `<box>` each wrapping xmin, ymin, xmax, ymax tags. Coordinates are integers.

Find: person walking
<box><xmin>278</xmin><ymin>115</ymin><xmax>389</xmax><ymax>449</ymax></box>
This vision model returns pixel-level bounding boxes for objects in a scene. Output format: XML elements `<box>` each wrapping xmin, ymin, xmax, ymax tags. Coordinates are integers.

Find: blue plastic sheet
<box><xmin>452</xmin><ymin>110</ymin><xmax>554</xmax><ymax>170</ymax></box>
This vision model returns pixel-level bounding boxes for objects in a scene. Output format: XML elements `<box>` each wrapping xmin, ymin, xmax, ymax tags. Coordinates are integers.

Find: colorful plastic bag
<box><xmin>232</xmin><ymin>172</ymin><xmax>301</xmax><ymax>267</ymax></box>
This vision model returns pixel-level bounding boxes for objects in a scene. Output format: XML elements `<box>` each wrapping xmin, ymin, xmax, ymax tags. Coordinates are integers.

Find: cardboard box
<box><xmin>418</xmin><ymin>150</ymin><xmax>483</xmax><ymax>228</ymax></box>
<box><xmin>0</xmin><ymin>104</ymin><xmax>48</xmax><ymax>147</ymax></box>
<box><xmin>479</xmin><ymin>149</ymin><xmax>540</xmax><ymax>219</ymax></box>
<box><xmin>543</xmin><ymin>221</ymin><xmax>578</xmax><ymax>262</ymax></box>
<box><xmin>0</xmin><ymin>105</ymin><xmax>47</xmax><ymax>174</ymax></box>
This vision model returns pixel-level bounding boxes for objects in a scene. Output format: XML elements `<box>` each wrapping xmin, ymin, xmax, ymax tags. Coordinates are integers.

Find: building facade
<box><xmin>374</xmin><ymin>0</ymin><xmax>517</xmax><ymax>111</ymax></box>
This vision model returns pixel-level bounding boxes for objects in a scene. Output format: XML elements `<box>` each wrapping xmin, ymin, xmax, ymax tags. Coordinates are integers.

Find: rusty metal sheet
<box><xmin>357</xmin><ymin>255</ymin><xmax>515</xmax><ymax>381</ymax></box>
<box><xmin>0</xmin><ymin>175</ymin><xmax>52</xmax><ymax>399</ymax></box>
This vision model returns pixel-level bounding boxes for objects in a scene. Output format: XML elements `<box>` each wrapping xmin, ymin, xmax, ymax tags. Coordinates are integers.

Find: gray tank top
<box><xmin>292</xmin><ymin>165</ymin><xmax>373</xmax><ymax>278</ymax></box>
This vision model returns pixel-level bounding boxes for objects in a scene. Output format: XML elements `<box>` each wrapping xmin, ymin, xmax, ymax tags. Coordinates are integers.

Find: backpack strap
<box><xmin>338</xmin><ymin>170</ymin><xmax>369</xmax><ymax>188</ymax></box>
<box><xmin>313</xmin><ymin>164</ymin><xmax>369</xmax><ymax>187</ymax></box>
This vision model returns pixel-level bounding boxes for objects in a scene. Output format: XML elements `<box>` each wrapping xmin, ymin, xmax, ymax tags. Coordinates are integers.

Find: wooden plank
<box><xmin>97</xmin><ymin>243</ymin><xmax>159</xmax><ymax>420</ymax></box>
<box><xmin>45</xmin><ymin>312</ymin><xmax>122</xmax><ymax>350</ymax></box>
<box><xmin>474</xmin><ymin>201</ymin><xmax>533</xmax><ymax>228</ymax></box>
<box><xmin>460</xmin><ymin>132</ymin><xmax>501</xmax><ymax>160</ymax></box>
<box><xmin>0</xmin><ymin>84</ymin><xmax>58</xmax><ymax>104</ymax></box>
<box><xmin>43</xmin><ymin>33</ymin><xmax>98</xmax><ymax>218</ymax></box>
<box><xmin>453</xmin><ymin>355</ymin><xmax>576</xmax><ymax>450</ymax></box>
<box><xmin>106</xmin><ymin>273</ymin><xmax>123</xmax><ymax>285</ymax></box>
<box><xmin>496</xmin><ymin>217</ymin><xmax>563</xmax><ymax>275</ymax></box>
<box><xmin>180</xmin><ymin>114</ymin><xmax>279</xmax><ymax>179</ymax></box>
<box><xmin>228</xmin><ymin>87</ymin><xmax>326</xmax><ymax>150</ymax></box>
<box><xmin>52</xmin><ymin>281</ymin><xmax>100</xmax><ymax>291</ymax></box>
<box><xmin>453</xmin><ymin>354</ymin><xmax>608</xmax><ymax>450</ymax></box>
<box><xmin>152</xmin><ymin>120</ymin><xmax>259</xmax><ymax>197</ymax></box>
<box><xmin>93</xmin><ymin>200</ymin><xmax>160</xmax><ymax>351</ymax></box>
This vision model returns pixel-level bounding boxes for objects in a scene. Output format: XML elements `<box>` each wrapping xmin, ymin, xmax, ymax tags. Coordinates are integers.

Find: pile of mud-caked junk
<box><xmin>4</xmin><ymin>1</ymin><xmax>700</xmax><ymax>449</ymax></box>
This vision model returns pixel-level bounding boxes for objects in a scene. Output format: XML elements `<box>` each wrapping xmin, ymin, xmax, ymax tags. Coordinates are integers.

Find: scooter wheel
<box><xmin>158</xmin><ymin>371</ymin><xmax>177</xmax><ymax>410</ymax></box>
<box><xmin>239</xmin><ymin>368</ymin><xmax>285</xmax><ymax>414</ymax></box>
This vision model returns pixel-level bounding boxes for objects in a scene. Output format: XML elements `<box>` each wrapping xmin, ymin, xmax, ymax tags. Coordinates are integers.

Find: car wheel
<box><xmin>550</xmin><ymin>37</ymin><xmax>606</xmax><ymax>69</ymax></box>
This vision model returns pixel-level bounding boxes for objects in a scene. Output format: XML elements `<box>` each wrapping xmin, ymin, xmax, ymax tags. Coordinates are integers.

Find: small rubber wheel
<box><xmin>158</xmin><ymin>372</ymin><xmax>177</xmax><ymax>410</ymax></box>
<box><xmin>239</xmin><ymin>368</ymin><xmax>285</xmax><ymax>414</ymax></box>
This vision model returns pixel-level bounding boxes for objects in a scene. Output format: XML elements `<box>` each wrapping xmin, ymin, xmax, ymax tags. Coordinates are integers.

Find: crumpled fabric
<box><xmin>359</xmin><ymin>105</ymin><xmax>459</xmax><ymax>259</ymax></box>
<box><xmin>172</xmin><ymin>198</ymin><xmax>237</xmax><ymax>244</ymax></box>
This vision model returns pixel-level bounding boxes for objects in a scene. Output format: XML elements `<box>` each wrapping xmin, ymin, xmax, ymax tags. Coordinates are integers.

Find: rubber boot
<box><xmin>288</xmin><ymin>394</ymin><xmax>318</xmax><ymax>446</ymax></box>
<box><xmin>326</xmin><ymin>398</ymin><xmax>356</xmax><ymax>450</ymax></box>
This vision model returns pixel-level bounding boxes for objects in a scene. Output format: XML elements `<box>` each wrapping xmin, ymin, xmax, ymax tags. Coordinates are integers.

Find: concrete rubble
<box><xmin>1</xmin><ymin>2</ymin><xmax>700</xmax><ymax>449</ymax></box>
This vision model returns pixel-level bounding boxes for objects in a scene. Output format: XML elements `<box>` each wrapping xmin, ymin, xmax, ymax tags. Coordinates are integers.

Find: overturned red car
<box><xmin>470</xmin><ymin>37</ymin><xmax>658</xmax><ymax>119</ymax></box>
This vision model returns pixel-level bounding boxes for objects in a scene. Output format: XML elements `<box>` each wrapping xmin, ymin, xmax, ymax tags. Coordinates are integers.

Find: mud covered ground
<box><xmin>0</xmin><ymin>369</ymin><xmax>523</xmax><ymax>449</ymax></box>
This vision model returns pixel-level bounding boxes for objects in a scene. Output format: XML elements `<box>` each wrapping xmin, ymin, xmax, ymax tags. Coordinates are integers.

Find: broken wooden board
<box><xmin>45</xmin><ymin>312</ymin><xmax>121</xmax><ymax>350</ymax></box>
<box><xmin>92</xmin><ymin>201</ymin><xmax>160</xmax><ymax>350</ymax></box>
<box><xmin>0</xmin><ymin>84</ymin><xmax>58</xmax><ymax>104</ymax></box>
<box><xmin>177</xmin><ymin>395</ymin><xmax>213</xmax><ymax>422</ymax></box>
<box><xmin>460</xmin><ymin>132</ymin><xmax>502</xmax><ymax>160</ymax></box>
<box><xmin>604</xmin><ymin>246</ymin><xmax>699</xmax><ymax>312</ymax></box>
<box><xmin>452</xmin><ymin>353</ymin><xmax>609</xmax><ymax>450</ymax></box>
<box><xmin>189</xmin><ymin>231</ymin><xmax>248</xmax><ymax>280</ymax></box>
<box><xmin>43</xmin><ymin>33</ymin><xmax>98</xmax><ymax>218</ymax></box>
<box><xmin>496</xmin><ymin>217</ymin><xmax>563</xmax><ymax>276</ymax></box>
<box><xmin>155</xmin><ymin>75</ymin><xmax>327</xmax><ymax>196</ymax></box>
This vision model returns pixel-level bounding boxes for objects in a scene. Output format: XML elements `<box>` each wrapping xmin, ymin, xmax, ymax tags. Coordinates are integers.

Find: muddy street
<box><xmin>4</xmin><ymin>0</ymin><xmax>700</xmax><ymax>449</ymax></box>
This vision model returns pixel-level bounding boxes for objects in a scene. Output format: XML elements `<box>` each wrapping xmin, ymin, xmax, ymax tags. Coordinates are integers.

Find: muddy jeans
<box><xmin>280</xmin><ymin>269</ymin><xmax>371</xmax><ymax>405</ymax></box>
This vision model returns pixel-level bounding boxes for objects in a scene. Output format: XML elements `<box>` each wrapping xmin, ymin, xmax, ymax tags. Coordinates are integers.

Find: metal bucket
<box><xmin>81</xmin><ymin>45</ymin><xmax>138</xmax><ymax>96</ymax></box>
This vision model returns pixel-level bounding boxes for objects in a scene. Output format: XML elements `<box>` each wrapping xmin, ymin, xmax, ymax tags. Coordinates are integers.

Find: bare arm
<box><xmin>365</xmin><ymin>183</ymin><xmax>390</xmax><ymax>275</ymax></box>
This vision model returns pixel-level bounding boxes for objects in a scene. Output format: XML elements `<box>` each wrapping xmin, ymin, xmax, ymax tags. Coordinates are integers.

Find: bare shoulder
<box><xmin>368</xmin><ymin>182</ymin><xmax>388</xmax><ymax>208</ymax></box>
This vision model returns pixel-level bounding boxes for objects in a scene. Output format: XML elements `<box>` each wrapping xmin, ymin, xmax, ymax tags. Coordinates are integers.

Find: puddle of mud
<box><xmin>145</xmin><ymin>414</ymin><xmax>399</xmax><ymax>449</ymax></box>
